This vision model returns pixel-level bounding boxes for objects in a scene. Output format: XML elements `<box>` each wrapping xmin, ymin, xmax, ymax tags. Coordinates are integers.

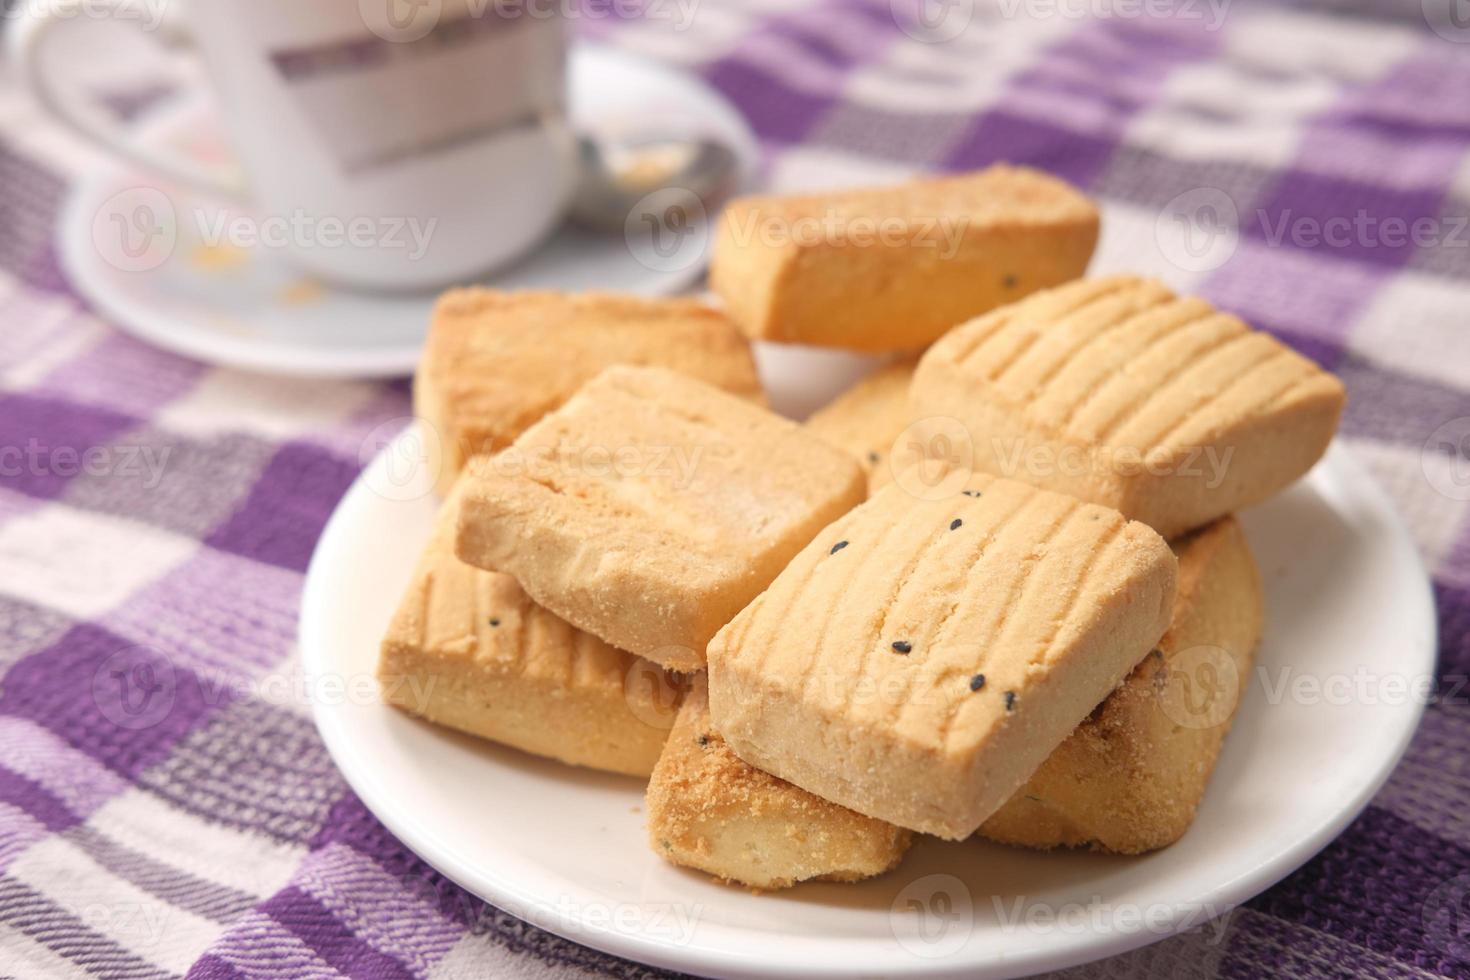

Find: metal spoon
<box><xmin>569</xmin><ymin>134</ymin><xmax>741</xmax><ymax>232</ymax></box>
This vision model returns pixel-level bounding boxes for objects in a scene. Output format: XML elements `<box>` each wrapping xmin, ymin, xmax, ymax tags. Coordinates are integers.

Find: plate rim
<box><xmin>300</xmin><ymin>433</ymin><xmax>1436</xmax><ymax>979</ymax></box>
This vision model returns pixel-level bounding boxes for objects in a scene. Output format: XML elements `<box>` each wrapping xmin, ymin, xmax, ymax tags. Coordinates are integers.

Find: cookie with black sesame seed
<box><xmin>379</xmin><ymin>484</ymin><xmax>683</xmax><ymax>777</ymax></box>
<box><xmin>709</xmin><ymin>164</ymin><xmax>1099</xmax><ymax>352</ymax></box>
<box><xmin>707</xmin><ymin>473</ymin><xmax>1176</xmax><ymax>840</ymax></box>
<box><xmin>456</xmin><ymin>365</ymin><xmax>866</xmax><ymax>671</ymax></box>
<box><xmin>645</xmin><ymin>674</ymin><xmax>910</xmax><ymax>889</ymax></box>
<box><xmin>806</xmin><ymin>360</ymin><xmax>917</xmax><ymax>496</ymax></box>
<box><xmin>981</xmin><ymin>515</ymin><xmax>1263</xmax><ymax>854</ymax></box>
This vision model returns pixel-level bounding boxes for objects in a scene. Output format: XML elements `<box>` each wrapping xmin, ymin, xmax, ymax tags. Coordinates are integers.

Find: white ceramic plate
<box><xmin>301</xmin><ymin>382</ymin><xmax>1435</xmax><ymax>978</ymax></box>
<box><xmin>58</xmin><ymin>45</ymin><xmax>759</xmax><ymax>378</ymax></box>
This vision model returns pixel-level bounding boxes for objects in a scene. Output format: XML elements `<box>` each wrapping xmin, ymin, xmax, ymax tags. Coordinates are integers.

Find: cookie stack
<box><xmin>378</xmin><ymin>165</ymin><xmax>1345</xmax><ymax>889</ymax></box>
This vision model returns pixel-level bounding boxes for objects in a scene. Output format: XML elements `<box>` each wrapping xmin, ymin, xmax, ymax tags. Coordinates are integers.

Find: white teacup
<box><xmin>10</xmin><ymin>0</ymin><xmax>577</xmax><ymax>290</ymax></box>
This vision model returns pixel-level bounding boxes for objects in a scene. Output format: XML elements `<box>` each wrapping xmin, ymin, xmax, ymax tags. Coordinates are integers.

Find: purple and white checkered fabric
<box><xmin>2</xmin><ymin>1</ymin><xmax>1469</xmax><ymax>977</ymax></box>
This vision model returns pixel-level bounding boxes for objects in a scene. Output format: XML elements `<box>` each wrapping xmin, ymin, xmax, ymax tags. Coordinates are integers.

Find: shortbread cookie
<box><xmin>910</xmin><ymin>276</ymin><xmax>1345</xmax><ymax>538</ymax></box>
<box><xmin>647</xmin><ymin>674</ymin><xmax>911</xmax><ymax>889</ymax></box>
<box><xmin>379</xmin><ymin>488</ymin><xmax>682</xmax><ymax>777</ymax></box>
<box><xmin>806</xmin><ymin>361</ymin><xmax>917</xmax><ymax>495</ymax></box>
<box><xmin>456</xmin><ymin>366</ymin><xmax>866</xmax><ymax>671</ymax></box>
<box><xmin>416</xmin><ymin>290</ymin><xmax>762</xmax><ymax>496</ymax></box>
<box><xmin>707</xmin><ymin>475</ymin><xmax>1176</xmax><ymax>839</ymax></box>
<box><xmin>710</xmin><ymin>165</ymin><xmax>1098</xmax><ymax>352</ymax></box>
<box><xmin>981</xmin><ymin>515</ymin><xmax>1263</xmax><ymax>853</ymax></box>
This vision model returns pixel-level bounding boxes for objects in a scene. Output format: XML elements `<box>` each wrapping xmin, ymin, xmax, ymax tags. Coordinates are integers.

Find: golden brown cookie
<box><xmin>980</xmin><ymin>515</ymin><xmax>1263</xmax><ymax>853</ymax></box>
<box><xmin>710</xmin><ymin>165</ymin><xmax>1098</xmax><ymax>352</ymax></box>
<box><xmin>805</xmin><ymin>360</ymin><xmax>917</xmax><ymax>495</ymax></box>
<box><xmin>379</xmin><ymin>486</ymin><xmax>682</xmax><ymax>777</ymax></box>
<box><xmin>910</xmin><ymin>276</ymin><xmax>1345</xmax><ymax>538</ymax></box>
<box><xmin>646</xmin><ymin>674</ymin><xmax>911</xmax><ymax>889</ymax></box>
<box><xmin>456</xmin><ymin>366</ymin><xmax>866</xmax><ymax>671</ymax></box>
<box><xmin>707</xmin><ymin>475</ymin><xmax>1177</xmax><ymax>839</ymax></box>
<box><xmin>415</xmin><ymin>290</ymin><xmax>762</xmax><ymax>496</ymax></box>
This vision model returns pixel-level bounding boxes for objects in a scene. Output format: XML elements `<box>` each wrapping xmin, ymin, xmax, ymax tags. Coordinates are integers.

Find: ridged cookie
<box><xmin>981</xmin><ymin>515</ymin><xmax>1263</xmax><ymax>852</ymax></box>
<box><xmin>647</xmin><ymin>674</ymin><xmax>911</xmax><ymax>889</ymax></box>
<box><xmin>379</xmin><ymin>486</ymin><xmax>682</xmax><ymax>777</ymax></box>
<box><xmin>710</xmin><ymin>165</ymin><xmax>1099</xmax><ymax>352</ymax></box>
<box><xmin>707</xmin><ymin>475</ymin><xmax>1176</xmax><ymax>839</ymax></box>
<box><xmin>416</xmin><ymin>290</ymin><xmax>761</xmax><ymax>496</ymax></box>
<box><xmin>456</xmin><ymin>366</ymin><xmax>866</xmax><ymax>671</ymax></box>
<box><xmin>910</xmin><ymin>276</ymin><xmax>1345</xmax><ymax>538</ymax></box>
<box><xmin>805</xmin><ymin>361</ymin><xmax>917</xmax><ymax>496</ymax></box>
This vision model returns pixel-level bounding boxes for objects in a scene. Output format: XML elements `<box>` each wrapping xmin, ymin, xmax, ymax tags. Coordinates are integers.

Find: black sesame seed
<box><xmin>969</xmin><ymin>673</ymin><xmax>986</xmax><ymax>692</ymax></box>
<box><xmin>1002</xmin><ymin>274</ymin><xmax>1018</xmax><ymax>289</ymax></box>
<box><xmin>696</xmin><ymin>734</ymin><xmax>710</xmax><ymax>747</ymax></box>
<box><xmin>488</xmin><ymin>618</ymin><xmax>500</xmax><ymax>627</ymax></box>
<box><xmin>950</xmin><ymin>518</ymin><xmax>963</xmax><ymax>530</ymax></box>
<box><xmin>892</xmin><ymin>640</ymin><xmax>913</xmax><ymax>654</ymax></box>
<box><xmin>1004</xmin><ymin>691</ymin><xmax>1017</xmax><ymax>711</ymax></box>
<box><xmin>867</xmin><ymin>451</ymin><xmax>880</xmax><ymax>464</ymax></box>
<box><xmin>961</xmin><ymin>489</ymin><xmax>982</xmax><ymax>498</ymax></box>
<box><xmin>830</xmin><ymin>540</ymin><xmax>849</xmax><ymax>555</ymax></box>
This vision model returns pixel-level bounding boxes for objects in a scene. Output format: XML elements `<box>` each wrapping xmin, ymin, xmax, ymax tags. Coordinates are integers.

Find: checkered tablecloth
<box><xmin>1</xmin><ymin>1</ymin><xmax>1468</xmax><ymax>977</ymax></box>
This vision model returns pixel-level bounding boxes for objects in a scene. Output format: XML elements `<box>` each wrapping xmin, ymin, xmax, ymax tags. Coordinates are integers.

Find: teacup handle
<box><xmin>8</xmin><ymin>0</ymin><xmax>243</xmax><ymax>198</ymax></box>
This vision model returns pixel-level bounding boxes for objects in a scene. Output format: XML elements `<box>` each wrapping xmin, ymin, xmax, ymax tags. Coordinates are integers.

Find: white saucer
<box><xmin>57</xmin><ymin>45</ymin><xmax>759</xmax><ymax>378</ymax></box>
<box><xmin>300</xmin><ymin>416</ymin><xmax>1435</xmax><ymax>977</ymax></box>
